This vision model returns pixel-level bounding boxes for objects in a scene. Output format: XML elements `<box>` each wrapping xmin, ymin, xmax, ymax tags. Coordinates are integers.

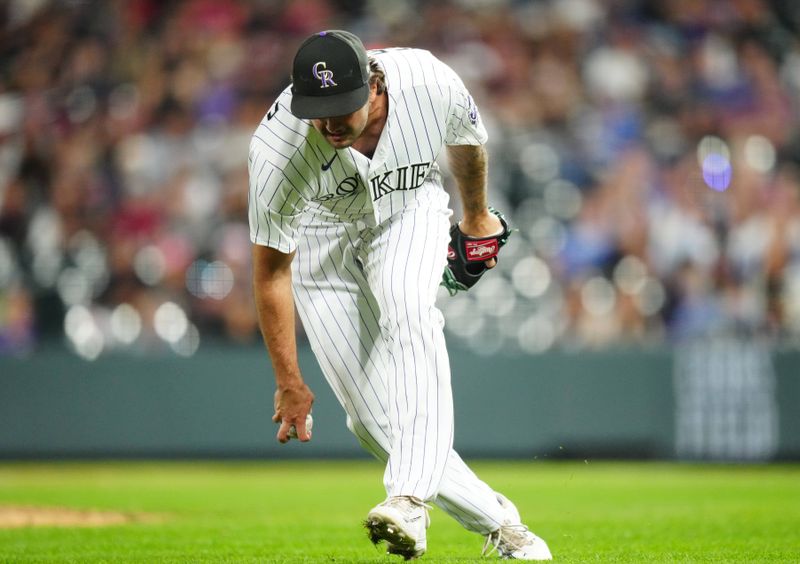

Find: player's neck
<box><xmin>352</xmin><ymin>92</ymin><xmax>388</xmax><ymax>159</ymax></box>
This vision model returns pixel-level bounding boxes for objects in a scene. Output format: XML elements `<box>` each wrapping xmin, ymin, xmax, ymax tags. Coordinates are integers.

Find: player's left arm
<box><xmin>439</xmin><ymin>61</ymin><xmax>512</xmax><ymax>293</ymax></box>
<box><xmin>440</xmin><ymin>59</ymin><xmax>502</xmax><ymax>241</ymax></box>
<box><xmin>446</xmin><ymin>144</ymin><xmax>501</xmax><ymax>244</ymax></box>
<box><xmin>442</xmin><ymin>143</ymin><xmax>513</xmax><ymax>295</ymax></box>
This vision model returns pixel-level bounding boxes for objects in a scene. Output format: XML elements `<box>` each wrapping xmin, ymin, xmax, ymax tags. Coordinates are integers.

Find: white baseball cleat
<box><xmin>365</xmin><ymin>496</ymin><xmax>431</xmax><ymax>560</ymax></box>
<box><xmin>482</xmin><ymin>493</ymin><xmax>553</xmax><ymax>560</ymax></box>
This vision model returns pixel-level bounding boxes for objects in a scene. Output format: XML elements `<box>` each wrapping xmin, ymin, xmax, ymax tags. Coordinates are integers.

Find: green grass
<box><xmin>0</xmin><ymin>460</ymin><xmax>798</xmax><ymax>562</ymax></box>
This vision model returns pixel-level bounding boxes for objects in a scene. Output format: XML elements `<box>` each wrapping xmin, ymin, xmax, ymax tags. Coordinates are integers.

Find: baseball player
<box><xmin>249</xmin><ymin>30</ymin><xmax>552</xmax><ymax>560</ymax></box>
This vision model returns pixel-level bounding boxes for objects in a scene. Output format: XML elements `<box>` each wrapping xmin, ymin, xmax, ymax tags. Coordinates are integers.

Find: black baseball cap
<box><xmin>290</xmin><ymin>30</ymin><xmax>370</xmax><ymax>119</ymax></box>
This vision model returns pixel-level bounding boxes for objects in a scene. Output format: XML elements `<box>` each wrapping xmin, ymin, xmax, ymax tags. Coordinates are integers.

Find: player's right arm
<box><xmin>248</xmin><ymin>111</ymin><xmax>314</xmax><ymax>443</ymax></box>
<box><xmin>252</xmin><ymin>244</ymin><xmax>314</xmax><ymax>443</ymax></box>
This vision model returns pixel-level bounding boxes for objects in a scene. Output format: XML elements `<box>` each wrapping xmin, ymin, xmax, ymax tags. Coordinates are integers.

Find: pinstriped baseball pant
<box><xmin>291</xmin><ymin>200</ymin><xmax>508</xmax><ymax>534</ymax></box>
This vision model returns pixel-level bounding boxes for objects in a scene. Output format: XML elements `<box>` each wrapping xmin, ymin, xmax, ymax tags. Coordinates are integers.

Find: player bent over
<box><xmin>249</xmin><ymin>30</ymin><xmax>552</xmax><ymax>560</ymax></box>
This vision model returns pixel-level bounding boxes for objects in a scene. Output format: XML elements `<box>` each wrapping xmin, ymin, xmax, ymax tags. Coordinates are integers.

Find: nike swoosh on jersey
<box><xmin>321</xmin><ymin>153</ymin><xmax>337</xmax><ymax>171</ymax></box>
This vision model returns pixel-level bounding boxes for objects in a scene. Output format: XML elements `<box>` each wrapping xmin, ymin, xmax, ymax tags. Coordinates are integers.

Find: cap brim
<box><xmin>290</xmin><ymin>84</ymin><xmax>369</xmax><ymax>119</ymax></box>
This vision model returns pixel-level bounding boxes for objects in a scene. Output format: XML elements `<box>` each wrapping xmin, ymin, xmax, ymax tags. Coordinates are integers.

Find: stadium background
<box><xmin>1</xmin><ymin>0</ymin><xmax>800</xmax><ymax>462</ymax></box>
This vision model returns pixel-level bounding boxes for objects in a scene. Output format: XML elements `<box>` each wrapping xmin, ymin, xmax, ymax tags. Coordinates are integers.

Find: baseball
<box><xmin>287</xmin><ymin>413</ymin><xmax>313</xmax><ymax>439</ymax></box>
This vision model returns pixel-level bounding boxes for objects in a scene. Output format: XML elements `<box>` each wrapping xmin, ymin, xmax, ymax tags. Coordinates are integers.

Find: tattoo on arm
<box><xmin>447</xmin><ymin>144</ymin><xmax>488</xmax><ymax>216</ymax></box>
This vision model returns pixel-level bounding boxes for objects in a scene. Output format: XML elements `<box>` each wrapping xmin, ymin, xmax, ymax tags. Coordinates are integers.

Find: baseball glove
<box><xmin>441</xmin><ymin>207</ymin><xmax>513</xmax><ymax>296</ymax></box>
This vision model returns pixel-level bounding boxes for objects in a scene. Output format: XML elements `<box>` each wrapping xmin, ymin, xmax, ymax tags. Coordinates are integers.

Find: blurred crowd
<box><xmin>1</xmin><ymin>0</ymin><xmax>799</xmax><ymax>358</ymax></box>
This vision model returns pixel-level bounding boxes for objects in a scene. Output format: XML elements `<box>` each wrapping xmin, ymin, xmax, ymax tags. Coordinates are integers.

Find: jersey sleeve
<box><xmin>248</xmin><ymin>140</ymin><xmax>308</xmax><ymax>254</ymax></box>
<box><xmin>443</xmin><ymin>65</ymin><xmax>488</xmax><ymax>146</ymax></box>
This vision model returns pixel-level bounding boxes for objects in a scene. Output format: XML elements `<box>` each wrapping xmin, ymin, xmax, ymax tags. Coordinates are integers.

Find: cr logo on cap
<box><xmin>312</xmin><ymin>62</ymin><xmax>337</xmax><ymax>88</ymax></box>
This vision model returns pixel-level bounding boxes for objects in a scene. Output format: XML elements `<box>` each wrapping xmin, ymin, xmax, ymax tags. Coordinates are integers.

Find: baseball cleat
<box><xmin>481</xmin><ymin>493</ymin><xmax>552</xmax><ymax>560</ymax></box>
<box><xmin>365</xmin><ymin>496</ymin><xmax>430</xmax><ymax>560</ymax></box>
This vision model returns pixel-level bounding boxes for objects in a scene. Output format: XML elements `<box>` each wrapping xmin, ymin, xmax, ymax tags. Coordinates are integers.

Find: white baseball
<box><xmin>287</xmin><ymin>413</ymin><xmax>313</xmax><ymax>439</ymax></box>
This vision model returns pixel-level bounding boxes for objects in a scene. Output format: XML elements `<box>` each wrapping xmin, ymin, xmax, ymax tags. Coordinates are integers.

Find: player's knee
<box><xmin>380</xmin><ymin>304</ymin><xmax>444</xmax><ymax>336</ymax></box>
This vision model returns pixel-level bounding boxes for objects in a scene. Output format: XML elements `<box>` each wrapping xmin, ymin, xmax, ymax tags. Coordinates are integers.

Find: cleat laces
<box><xmin>385</xmin><ymin>496</ymin><xmax>432</xmax><ymax>514</ymax></box>
<box><xmin>482</xmin><ymin>524</ymin><xmax>534</xmax><ymax>558</ymax></box>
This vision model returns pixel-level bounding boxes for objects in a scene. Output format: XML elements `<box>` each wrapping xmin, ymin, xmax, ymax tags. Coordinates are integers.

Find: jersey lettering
<box><xmin>336</xmin><ymin>176</ymin><xmax>359</xmax><ymax>196</ymax></box>
<box><xmin>409</xmin><ymin>163</ymin><xmax>429</xmax><ymax>189</ymax></box>
<box><xmin>370</xmin><ymin>171</ymin><xmax>393</xmax><ymax>200</ymax></box>
<box><xmin>312</xmin><ymin>174</ymin><xmax>362</xmax><ymax>202</ymax></box>
<box><xmin>370</xmin><ymin>161</ymin><xmax>431</xmax><ymax>200</ymax></box>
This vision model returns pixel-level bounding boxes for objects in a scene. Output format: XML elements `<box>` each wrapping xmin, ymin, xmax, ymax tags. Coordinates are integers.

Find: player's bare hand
<box><xmin>273</xmin><ymin>383</ymin><xmax>315</xmax><ymax>443</ymax></box>
<box><xmin>458</xmin><ymin>209</ymin><xmax>503</xmax><ymax>268</ymax></box>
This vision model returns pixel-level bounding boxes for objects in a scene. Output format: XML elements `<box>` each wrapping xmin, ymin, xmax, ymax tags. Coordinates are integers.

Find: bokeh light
<box><xmin>57</xmin><ymin>267</ymin><xmax>91</xmax><ymax>306</ymax></box>
<box><xmin>581</xmin><ymin>277</ymin><xmax>617</xmax><ymax>317</ymax></box>
<box><xmin>517</xmin><ymin>315</ymin><xmax>556</xmax><ymax>354</ymax></box>
<box><xmin>702</xmin><ymin>153</ymin><xmax>732</xmax><ymax>192</ymax></box>
<box><xmin>134</xmin><ymin>245</ymin><xmax>167</xmax><ymax>286</ymax></box>
<box><xmin>527</xmin><ymin>217</ymin><xmax>567</xmax><ymax>258</ymax></box>
<box><xmin>697</xmin><ymin>135</ymin><xmax>731</xmax><ymax>164</ymax></box>
<box><xmin>544</xmin><ymin>180</ymin><xmax>583</xmax><ymax>220</ymax></box>
<box><xmin>744</xmin><ymin>135</ymin><xmax>776</xmax><ymax>174</ymax></box>
<box><xmin>110</xmin><ymin>303</ymin><xmax>142</xmax><ymax>345</ymax></box>
<box><xmin>697</xmin><ymin>135</ymin><xmax>732</xmax><ymax>191</ymax></box>
<box><xmin>512</xmin><ymin>256</ymin><xmax>552</xmax><ymax>299</ymax></box>
<box><xmin>186</xmin><ymin>260</ymin><xmax>207</xmax><ymax>298</ymax></box>
<box><xmin>186</xmin><ymin>260</ymin><xmax>235</xmax><ymax>300</ymax></box>
<box><xmin>442</xmin><ymin>297</ymin><xmax>485</xmax><ymax>339</ymax></box>
<box><xmin>613</xmin><ymin>255</ymin><xmax>647</xmax><ymax>295</ymax></box>
<box><xmin>64</xmin><ymin>305</ymin><xmax>104</xmax><ymax>361</ymax></box>
<box><xmin>201</xmin><ymin>261</ymin><xmax>235</xmax><ymax>300</ymax></box>
<box><xmin>27</xmin><ymin>208</ymin><xmax>62</xmax><ymax>255</ymax></box>
<box><xmin>476</xmin><ymin>277</ymin><xmax>516</xmax><ymax>317</ymax></box>
<box><xmin>153</xmin><ymin>302</ymin><xmax>189</xmax><ymax>344</ymax></box>
<box><xmin>172</xmin><ymin>323</ymin><xmax>201</xmax><ymax>357</ymax></box>
<box><xmin>634</xmin><ymin>278</ymin><xmax>667</xmax><ymax>317</ymax></box>
<box><xmin>519</xmin><ymin>142</ymin><xmax>560</xmax><ymax>184</ymax></box>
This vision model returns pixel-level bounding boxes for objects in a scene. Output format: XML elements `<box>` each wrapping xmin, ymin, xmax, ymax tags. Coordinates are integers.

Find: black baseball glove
<box><xmin>441</xmin><ymin>207</ymin><xmax>513</xmax><ymax>296</ymax></box>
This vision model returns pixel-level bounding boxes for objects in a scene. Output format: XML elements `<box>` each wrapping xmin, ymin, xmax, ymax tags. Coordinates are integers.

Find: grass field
<box><xmin>0</xmin><ymin>460</ymin><xmax>798</xmax><ymax>563</ymax></box>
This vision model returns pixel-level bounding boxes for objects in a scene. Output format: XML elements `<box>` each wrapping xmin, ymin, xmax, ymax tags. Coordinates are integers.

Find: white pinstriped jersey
<box><xmin>248</xmin><ymin>48</ymin><xmax>488</xmax><ymax>252</ymax></box>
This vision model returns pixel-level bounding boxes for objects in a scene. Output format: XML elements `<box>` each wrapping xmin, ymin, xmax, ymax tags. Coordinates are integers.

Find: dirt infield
<box><xmin>0</xmin><ymin>506</ymin><xmax>154</xmax><ymax>528</ymax></box>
